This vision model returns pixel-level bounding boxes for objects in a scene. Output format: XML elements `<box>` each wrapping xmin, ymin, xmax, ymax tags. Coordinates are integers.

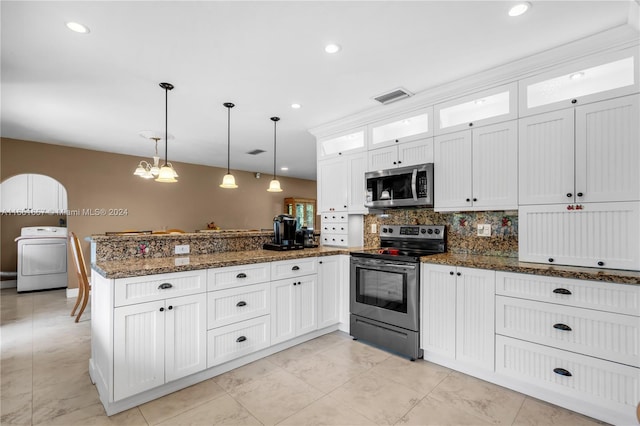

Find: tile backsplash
<box><xmin>363</xmin><ymin>209</ymin><xmax>518</xmax><ymax>257</ymax></box>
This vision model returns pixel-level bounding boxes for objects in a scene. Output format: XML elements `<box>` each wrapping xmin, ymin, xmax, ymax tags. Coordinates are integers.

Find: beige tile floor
<box><xmin>1</xmin><ymin>288</ymin><xmax>606</xmax><ymax>426</ymax></box>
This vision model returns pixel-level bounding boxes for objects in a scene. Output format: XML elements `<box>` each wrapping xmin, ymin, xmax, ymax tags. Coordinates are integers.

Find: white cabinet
<box><xmin>345</xmin><ymin>153</ymin><xmax>367</xmax><ymax>214</ymax></box>
<box><xmin>367</xmin><ymin>138</ymin><xmax>433</xmax><ymax>171</ymax></box>
<box><xmin>519</xmin><ymin>202</ymin><xmax>640</xmax><ymax>270</ymax></box>
<box><xmin>317</xmin><ymin>127</ymin><xmax>366</xmax><ymax>160</ymax></box>
<box><xmin>421</xmin><ymin>264</ymin><xmax>495</xmax><ymax>371</ymax></box>
<box><xmin>317</xmin><ymin>256</ymin><xmax>341</xmax><ymax>329</ymax></box>
<box><xmin>434</xmin><ymin>120</ymin><xmax>517</xmax><ymax>211</ymax></box>
<box><xmin>519</xmin><ymin>95</ymin><xmax>639</xmax><ymax>205</ymax></box>
<box><xmin>435</xmin><ymin>82</ymin><xmax>517</xmax><ymax>135</ymax></box>
<box><xmin>113</xmin><ymin>293</ymin><xmax>207</xmax><ymax>401</ymax></box>
<box><xmin>519</xmin><ymin>47</ymin><xmax>639</xmax><ymax>117</ymax></box>
<box><xmin>0</xmin><ymin>173</ymin><xmax>67</xmax><ymax>213</ymax></box>
<box><xmin>318</xmin><ymin>152</ymin><xmax>367</xmax><ymax>214</ymax></box>
<box><xmin>368</xmin><ymin>107</ymin><xmax>433</xmax><ymax>149</ymax></box>
<box><xmin>270</xmin><ymin>274</ymin><xmax>317</xmax><ymax>345</ymax></box>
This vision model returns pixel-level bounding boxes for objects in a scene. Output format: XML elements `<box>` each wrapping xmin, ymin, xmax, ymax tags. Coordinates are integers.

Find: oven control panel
<box><xmin>379</xmin><ymin>225</ymin><xmax>445</xmax><ymax>239</ymax></box>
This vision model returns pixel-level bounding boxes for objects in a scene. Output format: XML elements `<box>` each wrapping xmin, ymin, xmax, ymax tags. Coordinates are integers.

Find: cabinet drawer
<box><xmin>320</xmin><ymin>233</ymin><xmax>348</xmax><ymax>247</ymax></box>
<box><xmin>321</xmin><ymin>212</ymin><xmax>348</xmax><ymax>223</ymax></box>
<box><xmin>114</xmin><ymin>270</ymin><xmax>206</xmax><ymax>307</ymax></box>
<box><xmin>207</xmin><ymin>315</ymin><xmax>270</xmax><ymax>368</ymax></box>
<box><xmin>496</xmin><ymin>272</ymin><xmax>640</xmax><ymax>316</ymax></box>
<box><xmin>321</xmin><ymin>222</ymin><xmax>348</xmax><ymax>234</ymax></box>
<box><xmin>496</xmin><ymin>296</ymin><xmax>640</xmax><ymax>367</ymax></box>
<box><xmin>496</xmin><ymin>335</ymin><xmax>639</xmax><ymax>420</ymax></box>
<box><xmin>207</xmin><ymin>263</ymin><xmax>270</xmax><ymax>291</ymax></box>
<box><xmin>271</xmin><ymin>258</ymin><xmax>317</xmax><ymax>280</ymax></box>
<box><xmin>207</xmin><ymin>283</ymin><xmax>269</xmax><ymax>329</ymax></box>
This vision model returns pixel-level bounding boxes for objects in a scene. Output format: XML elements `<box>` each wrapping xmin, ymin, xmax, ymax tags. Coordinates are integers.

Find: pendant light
<box><xmin>219</xmin><ymin>102</ymin><xmax>238</xmax><ymax>188</ymax></box>
<box><xmin>155</xmin><ymin>82</ymin><xmax>178</xmax><ymax>183</ymax></box>
<box><xmin>267</xmin><ymin>116</ymin><xmax>283</xmax><ymax>192</ymax></box>
<box><xmin>133</xmin><ymin>136</ymin><xmax>162</xmax><ymax>179</ymax></box>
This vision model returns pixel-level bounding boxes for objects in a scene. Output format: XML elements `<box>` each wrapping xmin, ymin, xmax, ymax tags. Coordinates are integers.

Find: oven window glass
<box><xmin>356</xmin><ymin>268</ymin><xmax>407</xmax><ymax>313</ymax></box>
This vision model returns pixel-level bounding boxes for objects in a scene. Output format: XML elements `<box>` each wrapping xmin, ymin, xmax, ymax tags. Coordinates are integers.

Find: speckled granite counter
<box><xmin>93</xmin><ymin>247</ymin><xmax>350</xmax><ymax>279</ymax></box>
<box><xmin>420</xmin><ymin>253</ymin><xmax>640</xmax><ymax>285</ymax></box>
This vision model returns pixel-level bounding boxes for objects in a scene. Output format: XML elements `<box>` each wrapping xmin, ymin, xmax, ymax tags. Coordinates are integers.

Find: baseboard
<box><xmin>66</xmin><ymin>287</ymin><xmax>79</xmax><ymax>298</ymax></box>
<box><xmin>0</xmin><ymin>280</ymin><xmax>17</xmax><ymax>289</ymax></box>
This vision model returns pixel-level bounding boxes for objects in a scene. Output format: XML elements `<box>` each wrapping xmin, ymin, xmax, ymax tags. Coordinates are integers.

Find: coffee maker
<box><xmin>263</xmin><ymin>214</ymin><xmax>304</xmax><ymax>251</ymax></box>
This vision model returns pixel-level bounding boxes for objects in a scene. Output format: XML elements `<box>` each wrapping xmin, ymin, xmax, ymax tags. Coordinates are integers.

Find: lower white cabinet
<box><xmin>207</xmin><ymin>316</ymin><xmax>270</xmax><ymax>367</ymax></box>
<box><xmin>113</xmin><ymin>293</ymin><xmax>207</xmax><ymax>401</ymax></box>
<box><xmin>271</xmin><ymin>274</ymin><xmax>318</xmax><ymax>345</ymax></box>
<box><xmin>421</xmin><ymin>264</ymin><xmax>495</xmax><ymax>371</ymax></box>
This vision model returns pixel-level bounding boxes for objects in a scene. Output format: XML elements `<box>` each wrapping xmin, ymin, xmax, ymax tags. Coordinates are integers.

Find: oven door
<box><xmin>350</xmin><ymin>256</ymin><xmax>419</xmax><ymax>331</ymax></box>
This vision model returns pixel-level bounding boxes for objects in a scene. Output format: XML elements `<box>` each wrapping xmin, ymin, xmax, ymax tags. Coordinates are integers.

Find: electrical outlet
<box><xmin>174</xmin><ymin>244</ymin><xmax>190</xmax><ymax>254</ymax></box>
<box><xmin>477</xmin><ymin>224</ymin><xmax>491</xmax><ymax>237</ymax></box>
<box><xmin>371</xmin><ymin>223</ymin><xmax>377</xmax><ymax>234</ymax></box>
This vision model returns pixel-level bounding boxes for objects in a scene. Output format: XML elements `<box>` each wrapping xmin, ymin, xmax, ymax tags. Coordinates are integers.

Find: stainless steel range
<box><xmin>350</xmin><ymin>225</ymin><xmax>446</xmax><ymax>360</ymax></box>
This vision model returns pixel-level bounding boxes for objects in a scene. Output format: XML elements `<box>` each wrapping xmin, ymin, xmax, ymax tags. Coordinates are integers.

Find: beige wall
<box><xmin>1</xmin><ymin>138</ymin><xmax>317</xmax><ymax>288</ymax></box>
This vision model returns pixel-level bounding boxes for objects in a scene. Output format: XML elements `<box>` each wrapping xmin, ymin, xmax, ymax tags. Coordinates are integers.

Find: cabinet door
<box><xmin>317</xmin><ymin>256</ymin><xmax>341</xmax><ymax>329</ymax></box>
<box><xmin>296</xmin><ymin>275</ymin><xmax>318</xmax><ymax>336</ymax></box>
<box><xmin>367</xmin><ymin>145</ymin><xmax>398</xmax><ymax>171</ymax></box>
<box><xmin>434</xmin><ymin>131</ymin><xmax>472</xmax><ymax>211</ymax></box>
<box><xmin>519</xmin><ymin>202</ymin><xmax>640</xmax><ymax>271</ymax></box>
<box><xmin>165</xmin><ymin>293</ymin><xmax>207</xmax><ymax>382</ymax></box>
<box><xmin>455</xmin><ymin>267</ymin><xmax>495</xmax><ymax>371</ymax></box>
<box><xmin>0</xmin><ymin>174</ymin><xmax>28</xmax><ymax>211</ymax></box>
<box><xmin>317</xmin><ymin>128</ymin><xmax>366</xmax><ymax>160</ymax></box>
<box><xmin>317</xmin><ymin>157</ymin><xmax>348</xmax><ymax>212</ymax></box>
<box><xmin>346</xmin><ymin>153</ymin><xmax>367</xmax><ymax>214</ymax></box>
<box><xmin>398</xmin><ymin>138</ymin><xmax>434</xmax><ymax>167</ymax></box>
<box><xmin>369</xmin><ymin>107</ymin><xmax>433</xmax><ymax>148</ymax></box>
<box><xmin>270</xmin><ymin>278</ymin><xmax>296</xmax><ymax>344</ymax></box>
<box><xmin>30</xmin><ymin>174</ymin><xmax>59</xmax><ymax>211</ymax></box>
<box><xmin>114</xmin><ymin>300</ymin><xmax>165</xmax><ymax>401</ymax></box>
<box><xmin>472</xmin><ymin>121</ymin><xmax>518</xmax><ymax>210</ymax></box>
<box><xmin>421</xmin><ymin>264</ymin><xmax>456</xmax><ymax>358</ymax></box>
<box><xmin>575</xmin><ymin>94</ymin><xmax>640</xmax><ymax>203</ymax></box>
<box><xmin>518</xmin><ymin>109</ymin><xmax>575</xmax><ymax>205</ymax></box>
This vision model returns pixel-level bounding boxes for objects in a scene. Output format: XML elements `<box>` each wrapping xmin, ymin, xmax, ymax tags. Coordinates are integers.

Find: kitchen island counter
<box><xmin>421</xmin><ymin>252</ymin><xmax>640</xmax><ymax>285</ymax></box>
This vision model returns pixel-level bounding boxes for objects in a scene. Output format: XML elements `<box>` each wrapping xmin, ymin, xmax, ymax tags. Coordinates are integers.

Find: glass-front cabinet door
<box><xmin>317</xmin><ymin>127</ymin><xmax>366</xmax><ymax>159</ymax></box>
<box><xmin>435</xmin><ymin>82</ymin><xmax>517</xmax><ymax>135</ymax></box>
<box><xmin>519</xmin><ymin>47</ymin><xmax>639</xmax><ymax>117</ymax></box>
<box><xmin>368</xmin><ymin>107</ymin><xmax>433</xmax><ymax>149</ymax></box>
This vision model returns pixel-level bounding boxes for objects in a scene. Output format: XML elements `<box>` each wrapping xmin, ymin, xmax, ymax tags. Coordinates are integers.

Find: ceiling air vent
<box><xmin>247</xmin><ymin>149</ymin><xmax>266</xmax><ymax>155</ymax></box>
<box><xmin>373</xmin><ymin>87</ymin><xmax>413</xmax><ymax>105</ymax></box>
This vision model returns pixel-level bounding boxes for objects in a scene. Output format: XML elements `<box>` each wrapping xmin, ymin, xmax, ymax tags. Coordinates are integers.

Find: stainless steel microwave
<box><xmin>365</xmin><ymin>163</ymin><xmax>434</xmax><ymax>208</ymax></box>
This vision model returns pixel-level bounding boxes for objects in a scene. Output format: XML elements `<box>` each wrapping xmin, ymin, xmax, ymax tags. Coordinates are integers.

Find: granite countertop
<box><xmin>93</xmin><ymin>247</ymin><xmax>350</xmax><ymax>279</ymax></box>
<box><xmin>420</xmin><ymin>253</ymin><xmax>640</xmax><ymax>285</ymax></box>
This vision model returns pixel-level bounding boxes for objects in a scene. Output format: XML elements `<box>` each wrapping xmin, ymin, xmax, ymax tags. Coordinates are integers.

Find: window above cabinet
<box><xmin>317</xmin><ymin>128</ymin><xmax>366</xmax><ymax>159</ymax></box>
<box><xmin>368</xmin><ymin>107</ymin><xmax>433</xmax><ymax>149</ymax></box>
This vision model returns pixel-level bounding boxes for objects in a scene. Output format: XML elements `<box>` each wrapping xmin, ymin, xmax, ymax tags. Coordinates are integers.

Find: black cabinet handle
<box><xmin>566</xmin><ymin>193</ymin><xmax>572</xmax><ymax>198</ymax></box>
<box><xmin>236</xmin><ymin>336</ymin><xmax>247</xmax><ymax>343</ymax></box>
<box><xmin>236</xmin><ymin>273</ymin><xmax>247</xmax><ymax>279</ymax></box>
<box><xmin>553</xmin><ymin>288</ymin><xmax>572</xmax><ymax>295</ymax></box>
<box><xmin>395</xmin><ymin>139</ymin><xmax>399</xmax><ymax>143</ymax></box>
<box><xmin>553</xmin><ymin>368</ymin><xmax>572</xmax><ymax>377</ymax></box>
<box><xmin>292</xmin><ymin>266</ymin><xmax>300</xmax><ymax>271</ymax></box>
<box><xmin>468</xmin><ymin>122</ymin><xmax>473</xmax><ymax>127</ymax></box>
<box><xmin>456</xmin><ymin>272</ymin><xmax>461</xmax><ymax>276</ymax></box>
<box><xmin>293</xmin><ymin>282</ymin><xmax>297</xmax><ymax>286</ymax></box>
<box><xmin>297</xmin><ymin>281</ymin><xmax>301</xmax><ymax>285</ymax></box>
<box><xmin>158</xmin><ymin>283</ymin><xmax>173</xmax><ymax>290</ymax></box>
<box><xmin>319</xmin><ymin>261</ymin><xmax>323</xmax><ymax>264</ymax></box>
<box><xmin>398</xmin><ymin>161</ymin><xmax>402</xmax><ymax>164</ymax></box>
<box><xmin>236</xmin><ymin>301</ymin><xmax>247</xmax><ymax>307</ymax></box>
<box><xmin>159</xmin><ymin>307</ymin><xmax>165</xmax><ymax>312</ymax></box>
<box><xmin>576</xmin><ymin>192</ymin><xmax>583</xmax><ymax>197</ymax></box>
<box><xmin>571</xmin><ymin>99</ymin><xmax>577</xmax><ymax>104</ymax></box>
<box><xmin>473</xmin><ymin>198</ymin><xmax>477</xmax><ymax>202</ymax></box>
<box><xmin>465</xmin><ymin>198</ymin><xmax>470</xmax><ymax>202</ymax></box>
<box><xmin>548</xmin><ymin>258</ymin><xmax>554</xmax><ymax>263</ymax></box>
<box><xmin>553</xmin><ymin>323</ymin><xmax>572</xmax><ymax>331</ymax></box>
<box><xmin>393</xmin><ymin>161</ymin><xmax>397</xmax><ymax>165</ymax></box>
<box><xmin>168</xmin><ymin>305</ymin><xmax>173</xmax><ymax>310</ymax></box>
<box><xmin>597</xmin><ymin>261</ymin><xmax>604</xmax><ymax>267</ymax></box>
<box><xmin>449</xmin><ymin>271</ymin><xmax>454</xmax><ymax>275</ymax></box>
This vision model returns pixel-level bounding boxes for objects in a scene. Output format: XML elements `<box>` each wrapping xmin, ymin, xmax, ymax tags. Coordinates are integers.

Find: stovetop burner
<box><xmin>351</xmin><ymin>225</ymin><xmax>446</xmax><ymax>262</ymax></box>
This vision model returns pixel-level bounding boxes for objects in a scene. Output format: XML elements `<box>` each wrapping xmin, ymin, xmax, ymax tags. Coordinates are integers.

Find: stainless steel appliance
<box><xmin>263</xmin><ymin>214</ymin><xmax>304</xmax><ymax>251</ymax></box>
<box><xmin>295</xmin><ymin>227</ymin><xmax>317</xmax><ymax>248</ymax></box>
<box><xmin>350</xmin><ymin>224</ymin><xmax>446</xmax><ymax>360</ymax></box>
<box><xmin>365</xmin><ymin>163</ymin><xmax>434</xmax><ymax>208</ymax></box>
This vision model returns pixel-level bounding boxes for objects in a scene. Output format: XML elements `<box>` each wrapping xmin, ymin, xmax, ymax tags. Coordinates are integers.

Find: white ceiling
<box><xmin>1</xmin><ymin>1</ymin><xmax>636</xmax><ymax>180</ymax></box>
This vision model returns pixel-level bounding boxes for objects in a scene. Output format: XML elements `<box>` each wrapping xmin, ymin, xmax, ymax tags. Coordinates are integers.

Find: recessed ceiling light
<box><xmin>280</xmin><ymin>167</ymin><xmax>289</xmax><ymax>171</ymax></box>
<box><xmin>325</xmin><ymin>44</ymin><xmax>341</xmax><ymax>54</ymax></box>
<box><xmin>291</xmin><ymin>103</ymin><xmax>301</xmax><ymax>109</ymax></box>
<box><xmin>66</xmin><ymin>21</ymin><xmax>90</xmax><ymax>34</ymax></box>
<box><xmin>569</xmin><ymin>72</ymin><xmax>585</xmax><ymax>80</ymax></box>
<box><xmin>508</xmin><ymin>2</ymin><xmax>531</xmax><ymax>17</ymax></box>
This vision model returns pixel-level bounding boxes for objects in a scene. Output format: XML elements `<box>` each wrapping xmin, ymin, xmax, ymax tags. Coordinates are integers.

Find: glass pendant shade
<box><xmin>155</xmin><ymin>165</ymin><xmax>177</xmax><ymax>182</ymax></box>
<box><xmin>220</xmin><ymin>173</ymin><xmax>238</xmax><ymax>188</ymax></box>
<box><xmin>150</xmin><ymin>156</ymin><xmax>161</xmax><ymax>176</ymax></box>
<box><xmin>267</xmin><ymin>178</ymin><xmax>282</xmax><ymax>192</ymax></box>
<box><xmin>133</xmin><ymin>162</ymin><xmax>148</xmax><ymax>176</ymax></box>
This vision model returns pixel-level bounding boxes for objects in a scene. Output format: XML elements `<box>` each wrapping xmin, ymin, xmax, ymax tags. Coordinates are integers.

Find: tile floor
<box><xmin>1</xmin><ymin>288</ymin><xmax>606</xmax><ymax>426</ymax></box>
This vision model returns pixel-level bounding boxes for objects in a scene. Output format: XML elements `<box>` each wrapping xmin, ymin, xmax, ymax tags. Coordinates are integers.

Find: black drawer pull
<box><xmin>236</xmin><ymin>336</ymin><xmax>247</xmax><ymax>343</ymax></box>
<box><xmin>158</xmin><ymin>283</ymin><xmax>173</xmax><ymax>290</ymax></box>
<box><xmin>292</xmin><ymin>266</ymin><xmax>300</xmax><ymax>271</ymax></box>
<box><xmin>449</xmin><ymin>271</ymin><xmax>454</xmax><ymax>275</ymax></box>
<box><xmin>553</xmin><ymin>368</ymin><xmax>572</xmax><ymax>377</ymax></box>
<box><xmin>553</xmin><ymin>288</ymin><xmax>572</xmax><ymax>295</ymax></box>
<box><xmin>236</xmin><ymin>273</ymin><xmax>247</xmax><ymax>279</ymax></box>
<box><xmin>597</xmin><ymin>261</ymin><xmax>604</xmax><ymax>267</ymax></box>
<box><xmin>236</xmin><ymin>301</ymin><xmax>247</xmax><ymax>307</ymax></box>
<box><xmin>553</xmin><ymin>323</ymin><xmax>572</xmax><ymax>331</ymax></box>
<box><xmin>159</xmin><ymin>307</ymin><xmax>165</xmax><ymax>312</ymax></box>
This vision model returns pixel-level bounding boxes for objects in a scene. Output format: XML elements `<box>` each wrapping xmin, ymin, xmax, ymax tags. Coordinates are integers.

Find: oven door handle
<box><xmin>352</xmin><ymin>259</ymin><xmax>416</xmax><ymax>272</ymax></box>
<box><xmin>411</xmin><ymin>168</ymin><xmax>418</xmax><ymax>201</ymax></box>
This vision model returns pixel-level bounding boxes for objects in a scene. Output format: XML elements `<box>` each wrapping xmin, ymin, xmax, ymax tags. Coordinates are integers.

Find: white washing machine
<box><xmin>15</xmin><ymin>226</ymin><xmax>68</xmax><ymax>292</ymax></box>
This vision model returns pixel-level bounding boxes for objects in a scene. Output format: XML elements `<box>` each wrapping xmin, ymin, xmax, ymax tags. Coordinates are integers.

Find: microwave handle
<box><xmin>411</xmin><ymin>168</ymin><xmax>418</xmax><ymax>201</ymax></box>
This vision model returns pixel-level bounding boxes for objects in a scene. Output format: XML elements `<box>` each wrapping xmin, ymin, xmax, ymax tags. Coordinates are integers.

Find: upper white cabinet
<box><xmin>519</xmin><ymin>47</ymin><xmax>639</xmax><ymax>117</ymax></box>
<box><xmin>318</xmin><ymin>152</ymin><xmax>367</xmax><ymax>214</ymax></box>
<box><xmin>1</xmin><ymin>174</ymin><xmax>67</xmax><ymax>213</ymax></box>
<box><xmin>435</xmin><ymin>120</ymin><xmax>517</xmax><ymax>212</ymax></box>
<box><xmin>519</xmin><ymin>94</ymin><xmax>639</xmax><ymax>205</ymax></box>
<box><xmin>317</xmin><ymin>127</ymin><xmax>366</xmax><ymax>160</ymax></box>
<box><xmin>435</xmin><ymin>83</ymin><xmax>517</xmax><ymax>135</ymax></box>
<box><xmin>367</xmin><ymin>138</ymin><xmax>433</xmax><ymax>171</ymax></box>
<box><xmin>368</xmin><ymin>107</ymin><xmax>433</xmax><ymax>149</ymax></box>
